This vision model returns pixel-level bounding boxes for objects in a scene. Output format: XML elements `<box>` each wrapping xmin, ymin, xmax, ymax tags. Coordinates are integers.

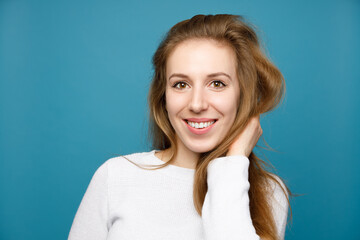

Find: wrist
<box><xmin>226</xmin><ymin>150</ymin><xmax>247</xmax><ymax>157</ymax></box>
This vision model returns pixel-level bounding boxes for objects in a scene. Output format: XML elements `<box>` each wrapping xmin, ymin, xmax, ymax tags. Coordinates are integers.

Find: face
<box><xmin>165</xmin><ymin>39</ymin><xmax>240</xmax><ymax>154</ymax></box>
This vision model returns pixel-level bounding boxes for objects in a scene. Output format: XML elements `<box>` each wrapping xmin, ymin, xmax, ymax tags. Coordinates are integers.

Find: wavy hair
<box><xmin>127</xmin><ymin>14</ymin><xmax>293</xmax><ymax>240</ymax></box>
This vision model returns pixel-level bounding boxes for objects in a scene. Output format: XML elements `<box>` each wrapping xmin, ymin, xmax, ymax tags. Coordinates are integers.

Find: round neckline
<box><xmin>148</xmin><ymin>150</ymin><xmax>195</xmax><ymax>181</ymax></box>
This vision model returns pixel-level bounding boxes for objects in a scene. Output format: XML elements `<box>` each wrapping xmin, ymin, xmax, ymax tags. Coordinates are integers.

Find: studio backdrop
<box><xmin>0</xmin><ymin>0</ymin><xmax>359</xmax><ymax>239</ymax></box>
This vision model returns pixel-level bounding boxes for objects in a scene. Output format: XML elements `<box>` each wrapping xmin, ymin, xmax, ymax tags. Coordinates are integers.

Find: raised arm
<box><xmin>201</xmin><ymin>155</ymin><xmax>288</xmax><ymax>240</ymax></box>
<box><xmin>201</xmin><ymin>116</ymin><xmax>288</xmax><ymax>239</ymax></box>
<box><xmin>201</xmin><ymin>155</ymin><xmax>260</xmax><ymax>240</ymax></box>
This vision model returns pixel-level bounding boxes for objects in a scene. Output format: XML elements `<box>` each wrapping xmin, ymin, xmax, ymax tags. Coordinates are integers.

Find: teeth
<box><xmin>186</xmin><ymin>120</ymin><xmax>215</xmax><ymax>129</ymax></box>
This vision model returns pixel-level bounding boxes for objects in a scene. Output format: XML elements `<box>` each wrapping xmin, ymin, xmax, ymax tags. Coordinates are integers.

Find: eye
<box><xmin>210</xmin><ymin>80</ymin><xmax>226</xmax><ymax>88</ymax></box>
<box><xmin>173</xmin><ymin>81</ymin><xmax>189</xmax><ymax>89</ymax></box>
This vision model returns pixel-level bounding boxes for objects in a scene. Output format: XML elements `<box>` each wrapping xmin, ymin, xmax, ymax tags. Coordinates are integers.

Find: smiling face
<box><xmin>165</xmin><ymin>39</ymin><xmax>240</xmax><ymax>154</ymax></box>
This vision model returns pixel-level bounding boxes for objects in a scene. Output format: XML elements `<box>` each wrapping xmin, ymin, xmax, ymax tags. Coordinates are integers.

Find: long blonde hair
<box><xmin>127</xmin><ymin>14</ymin><xmax>293</xmax><ymax>240</ymax></box>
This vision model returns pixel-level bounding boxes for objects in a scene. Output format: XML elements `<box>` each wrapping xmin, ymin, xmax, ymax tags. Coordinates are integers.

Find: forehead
<box><xmin>166</xmin><ymin>39</ymin><xmax>237</xmax><ymax>78</ymax></box>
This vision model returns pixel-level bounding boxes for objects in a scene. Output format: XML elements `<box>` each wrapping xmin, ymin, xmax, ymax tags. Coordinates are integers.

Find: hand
<box><xmin>227</xmin><ymin>115</ymin><xmax>263</xmax><ymax>157</ymax></box>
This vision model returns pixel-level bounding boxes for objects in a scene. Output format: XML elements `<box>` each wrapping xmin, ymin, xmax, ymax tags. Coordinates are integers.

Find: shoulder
<box><xmin>266</xmin><ymin>173</ymin><xmax>289</xmax><ymax>222</ymax></box>
<box><xmin>97</xmin><ymin>151</ymin><xmax>155</xmax><ymax>178</ymax></box>
<box><xmin>104</xmin><ymin>151</ymin><xmax>153</xmax><ymax>168</ymax></box>
<box><xmin>267</xmin><ymin>174</ymin><xmax>288</xmax><ymax>193</ymax></box>
<box><xmin>79</xmin><ymin>151</ymin><xmax>156</xmax><ymax>206</ymax></box>
<box><xmin>87</xmin><ymin>151</ymin><xmax>155</xmax><ymax>189</ymax></box>
<box><xmin>266</xmin><ymin>174</ymin><xmax>290</xmax><ymax>239</ymax></box>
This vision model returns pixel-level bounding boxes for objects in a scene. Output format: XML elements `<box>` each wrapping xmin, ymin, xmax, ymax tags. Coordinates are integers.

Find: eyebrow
<box><xmin>168</xmin><ymin>72</ymin><xmax>232</xmax><ymax>81</ymax></box>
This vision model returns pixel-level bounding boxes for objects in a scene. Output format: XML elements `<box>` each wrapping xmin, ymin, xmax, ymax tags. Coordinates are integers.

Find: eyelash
<box><xmin>172</xmin><ymin>82</ymin><xmax>189</xmax><ymax>89</ymax></box>
<box><xmin>210</xmin><ymin>80</ymin><xmax>226</xmax><ymax>88</ymax></box>
<box><xmin>172</xmin><ymin>80</ymin><xmax>227</xmax><ymax>89</ymax></box>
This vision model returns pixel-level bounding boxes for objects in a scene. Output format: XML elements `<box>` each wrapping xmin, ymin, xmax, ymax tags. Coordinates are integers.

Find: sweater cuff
<box><xmin>206</xmin><ymin>155</ymin><xmax>250</xmax><ymax>191</ymax></box>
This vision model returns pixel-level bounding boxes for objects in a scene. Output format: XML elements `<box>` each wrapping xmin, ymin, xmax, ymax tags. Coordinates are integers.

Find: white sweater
<box><xmin>68</xmin><ymin>150</ymin><xmax>288</xmax><ymax>240</ymax></box>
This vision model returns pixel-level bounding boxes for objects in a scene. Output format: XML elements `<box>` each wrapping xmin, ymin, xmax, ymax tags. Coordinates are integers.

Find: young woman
<box><xmin>68</xmin><ymin>14</ymin><xmax>292</xmax><ymax>240</ymax></box>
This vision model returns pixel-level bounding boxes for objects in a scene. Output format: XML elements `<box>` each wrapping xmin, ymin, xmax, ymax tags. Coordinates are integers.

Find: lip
<box><xmin>183</xmin><ymin>118</ymin><xmax>217</xmax><ymax>135</ymax></box>
<box><xmin>185</xmin><ymin>118</ymin><xmax>217</xmax><ymax>122</ymax></box>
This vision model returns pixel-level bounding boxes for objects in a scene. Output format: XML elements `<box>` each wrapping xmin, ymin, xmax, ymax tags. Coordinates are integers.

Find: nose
<box><xmin>188</xmin><ymin>87</ymin><xmax>208</xmax><ymax>113</ymax></box>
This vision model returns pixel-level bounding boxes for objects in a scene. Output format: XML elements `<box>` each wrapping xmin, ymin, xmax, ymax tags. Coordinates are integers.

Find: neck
<box><xmin>158</xmin><ymin>137</ymin><xmax>200</xmax><ymax>170</ymax></box>
<box><xmin>174</xmin><ymin>144</ymin><xmax>199</xmax><ymax>169</ymax></box>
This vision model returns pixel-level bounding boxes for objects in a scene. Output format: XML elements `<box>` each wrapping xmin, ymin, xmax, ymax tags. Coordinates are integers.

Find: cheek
<box><xmin>211</xmin><ymin>94</ymin><xmax>239</xmax><ymax>117</ymax></box>
<box><xmin>165</xmin><ymin>91</ymin><xmax>186</xmax><ymax>117</ymax></box>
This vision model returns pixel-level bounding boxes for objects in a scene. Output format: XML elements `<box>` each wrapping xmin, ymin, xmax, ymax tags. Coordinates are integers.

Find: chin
<box><xmin>186</xmin><ymin>142</ymin><xmax>218</xmax><ymax>154</ymax></box>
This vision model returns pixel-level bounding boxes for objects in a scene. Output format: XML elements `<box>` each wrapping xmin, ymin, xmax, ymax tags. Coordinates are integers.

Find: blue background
<box><xmin>1</xmin><ymin>0</ymin><xmax>359</xmax><ymax>239</ymax></box>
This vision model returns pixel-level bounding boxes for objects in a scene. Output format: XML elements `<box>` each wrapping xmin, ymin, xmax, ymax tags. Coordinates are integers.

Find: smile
<box><xmin>186</xmin><ymin>120</ymin><xmax>216</xmax><ymax>129</ymax></box>
<box><xmin>183</xmin><ymin>118</ymin><xmax>217</xmax><ymax>135</ymax></box>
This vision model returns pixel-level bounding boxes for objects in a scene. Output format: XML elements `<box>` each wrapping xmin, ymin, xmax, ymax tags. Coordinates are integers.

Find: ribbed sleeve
<box><xmin>202</xmin><ymin>155</ymin><xmax>288</xmax><ymax>240</ymax></box>
<box><xmin>202</xmin><ymin>155</ymin><xmax>260</xmax><ymax>240</ymax></box>
<box><xmin>68</xmin><ymin>161</ymin><xmax>109</xmax><ymax>240</ymax></box>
